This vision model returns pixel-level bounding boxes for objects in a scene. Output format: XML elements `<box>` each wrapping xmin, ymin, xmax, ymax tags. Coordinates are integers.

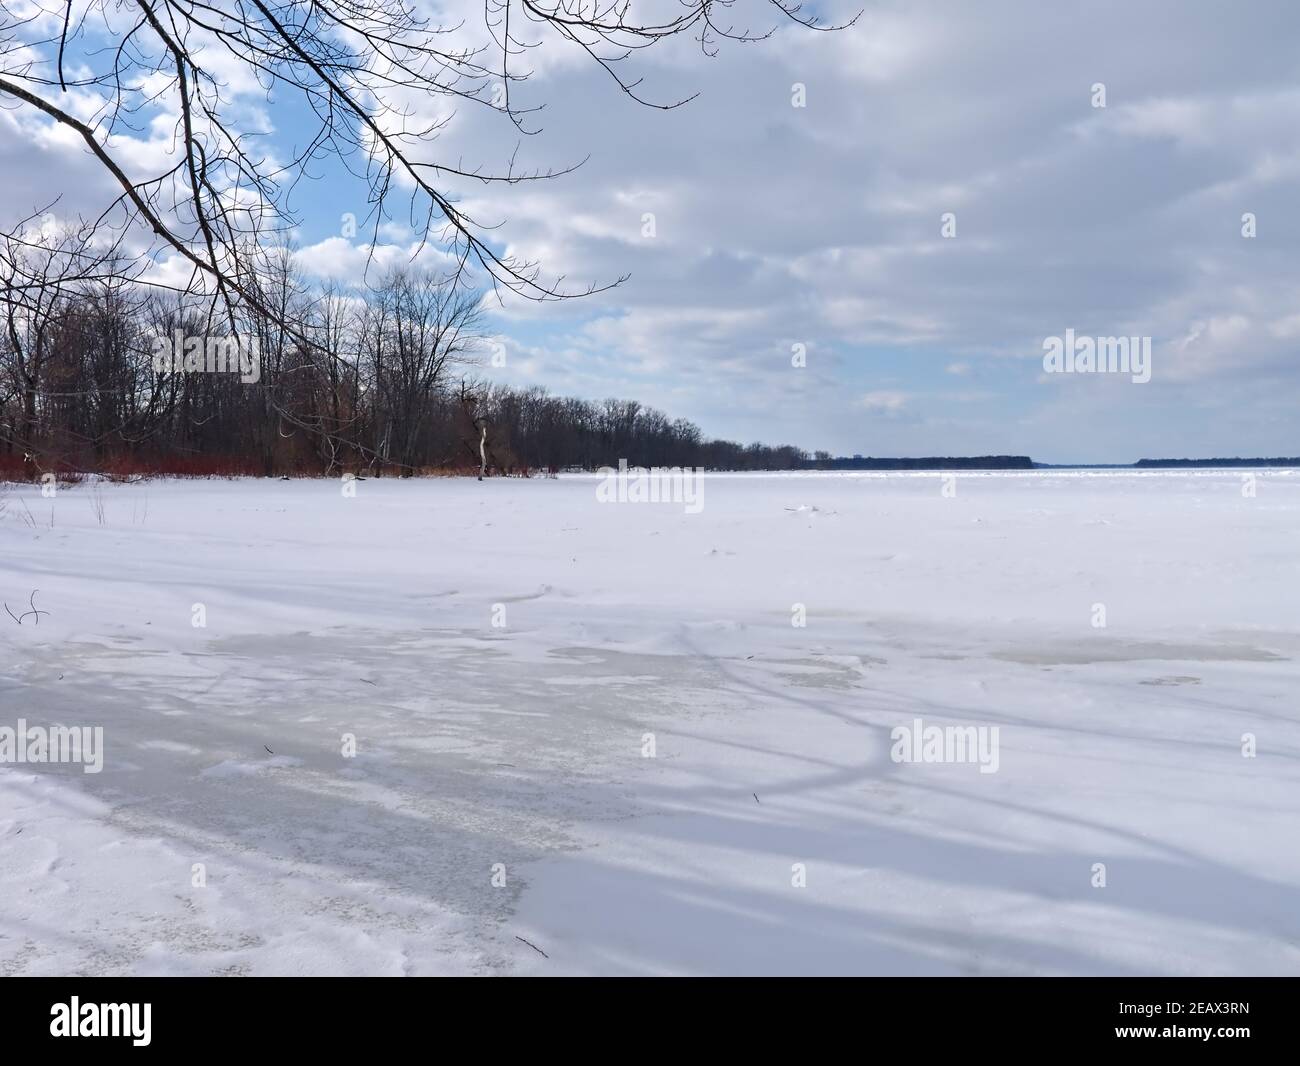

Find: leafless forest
<box><xmin>0</xmin><ymin>234</ymin><xmax>808</xmax><ymax>478</ymax></box>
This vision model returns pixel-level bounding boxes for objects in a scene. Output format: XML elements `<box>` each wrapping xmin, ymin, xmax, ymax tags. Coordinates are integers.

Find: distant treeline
<box><xmin>1133</xmin><ymin>457</ymin><xmax>1300</xmax><ymax>468</ymax></box>
<box><xmin>0</xmin><ymin>254</ymin><xmax>809</xmax><ymax>478</ymax></box>
<box><xmin>804</xmin><ymin>455</ymin><xmax>1035</xmax><ymax>470</ymax></box>
<box><xmin>457</xmin><ymin>389</ymin><xmax>809</xmax><ymax>473</ymax></box>
<box><xmin>800</xmin><ymin>456</ymin><xmax>1300</xmax><ymax>471</ymax></box>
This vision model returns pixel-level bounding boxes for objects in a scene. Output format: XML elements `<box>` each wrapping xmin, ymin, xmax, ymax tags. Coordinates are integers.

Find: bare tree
<box><xmin>458</xmin><ymin>382</ymin><xmax>493</xmax><ymax>480</ymax></box>
<box><xmin>0</xmin><ymin>216</ymin><xmax>145</xmax><ymax>472</ymax></box>
<box><xmin>0</xmin><ymin>0</ymin><xmax>850</xmax><ymax>318</ymax></box>
<box><xmin>355</xmin><ymin>270</ymin><xmax>479</xmax><ymax>471</ymax></box>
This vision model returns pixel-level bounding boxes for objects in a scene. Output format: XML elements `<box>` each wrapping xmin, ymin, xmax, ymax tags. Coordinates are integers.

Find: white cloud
<box><xmin>858</xmin><ymin>390</ymin><xmax>909</xmax><ymax>413</ymax></box>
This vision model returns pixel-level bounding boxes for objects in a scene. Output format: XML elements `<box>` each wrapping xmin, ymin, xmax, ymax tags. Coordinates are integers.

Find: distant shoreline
<box><xmin>803</xmin><ymin>456</ymin><xmax>1300</xmax><ymax>471</ymax></box>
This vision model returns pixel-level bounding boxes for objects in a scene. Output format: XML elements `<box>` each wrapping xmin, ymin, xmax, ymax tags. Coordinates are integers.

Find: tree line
<box><xmin>0</xmin><ymin>235</ymin><xmax>808</xmax><ymax>479</ymax></box>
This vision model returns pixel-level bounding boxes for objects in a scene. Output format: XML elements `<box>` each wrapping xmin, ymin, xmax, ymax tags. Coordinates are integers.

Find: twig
<box><xmin>4</xmin><ymin>590</ymin><xmax>49</xmax><ymax>625</ymax></box>
<box><xmin>514</xmin><ymin>935</ymin><xmax>548</xmax><ymax>959</ymax></box>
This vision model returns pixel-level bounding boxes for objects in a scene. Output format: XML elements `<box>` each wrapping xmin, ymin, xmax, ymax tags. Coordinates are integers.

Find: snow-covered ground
<box><xmin>2</xmin><ymin>470</ymin><xmax>1298</xmax><ymax>975</ymax></box>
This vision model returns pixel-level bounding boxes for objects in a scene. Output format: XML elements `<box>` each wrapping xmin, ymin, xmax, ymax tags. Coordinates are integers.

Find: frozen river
<box><xmin>2</xmin><ymin>470</ymin><xmax>1297</xmax><ymax>974</ymax></box>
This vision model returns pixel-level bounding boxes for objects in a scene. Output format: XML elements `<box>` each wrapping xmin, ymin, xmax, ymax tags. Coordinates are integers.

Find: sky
<box><xmin>3</xmin><ymin>0</ymin><xmax>1300</xmax><ymax>462</ymax></box>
